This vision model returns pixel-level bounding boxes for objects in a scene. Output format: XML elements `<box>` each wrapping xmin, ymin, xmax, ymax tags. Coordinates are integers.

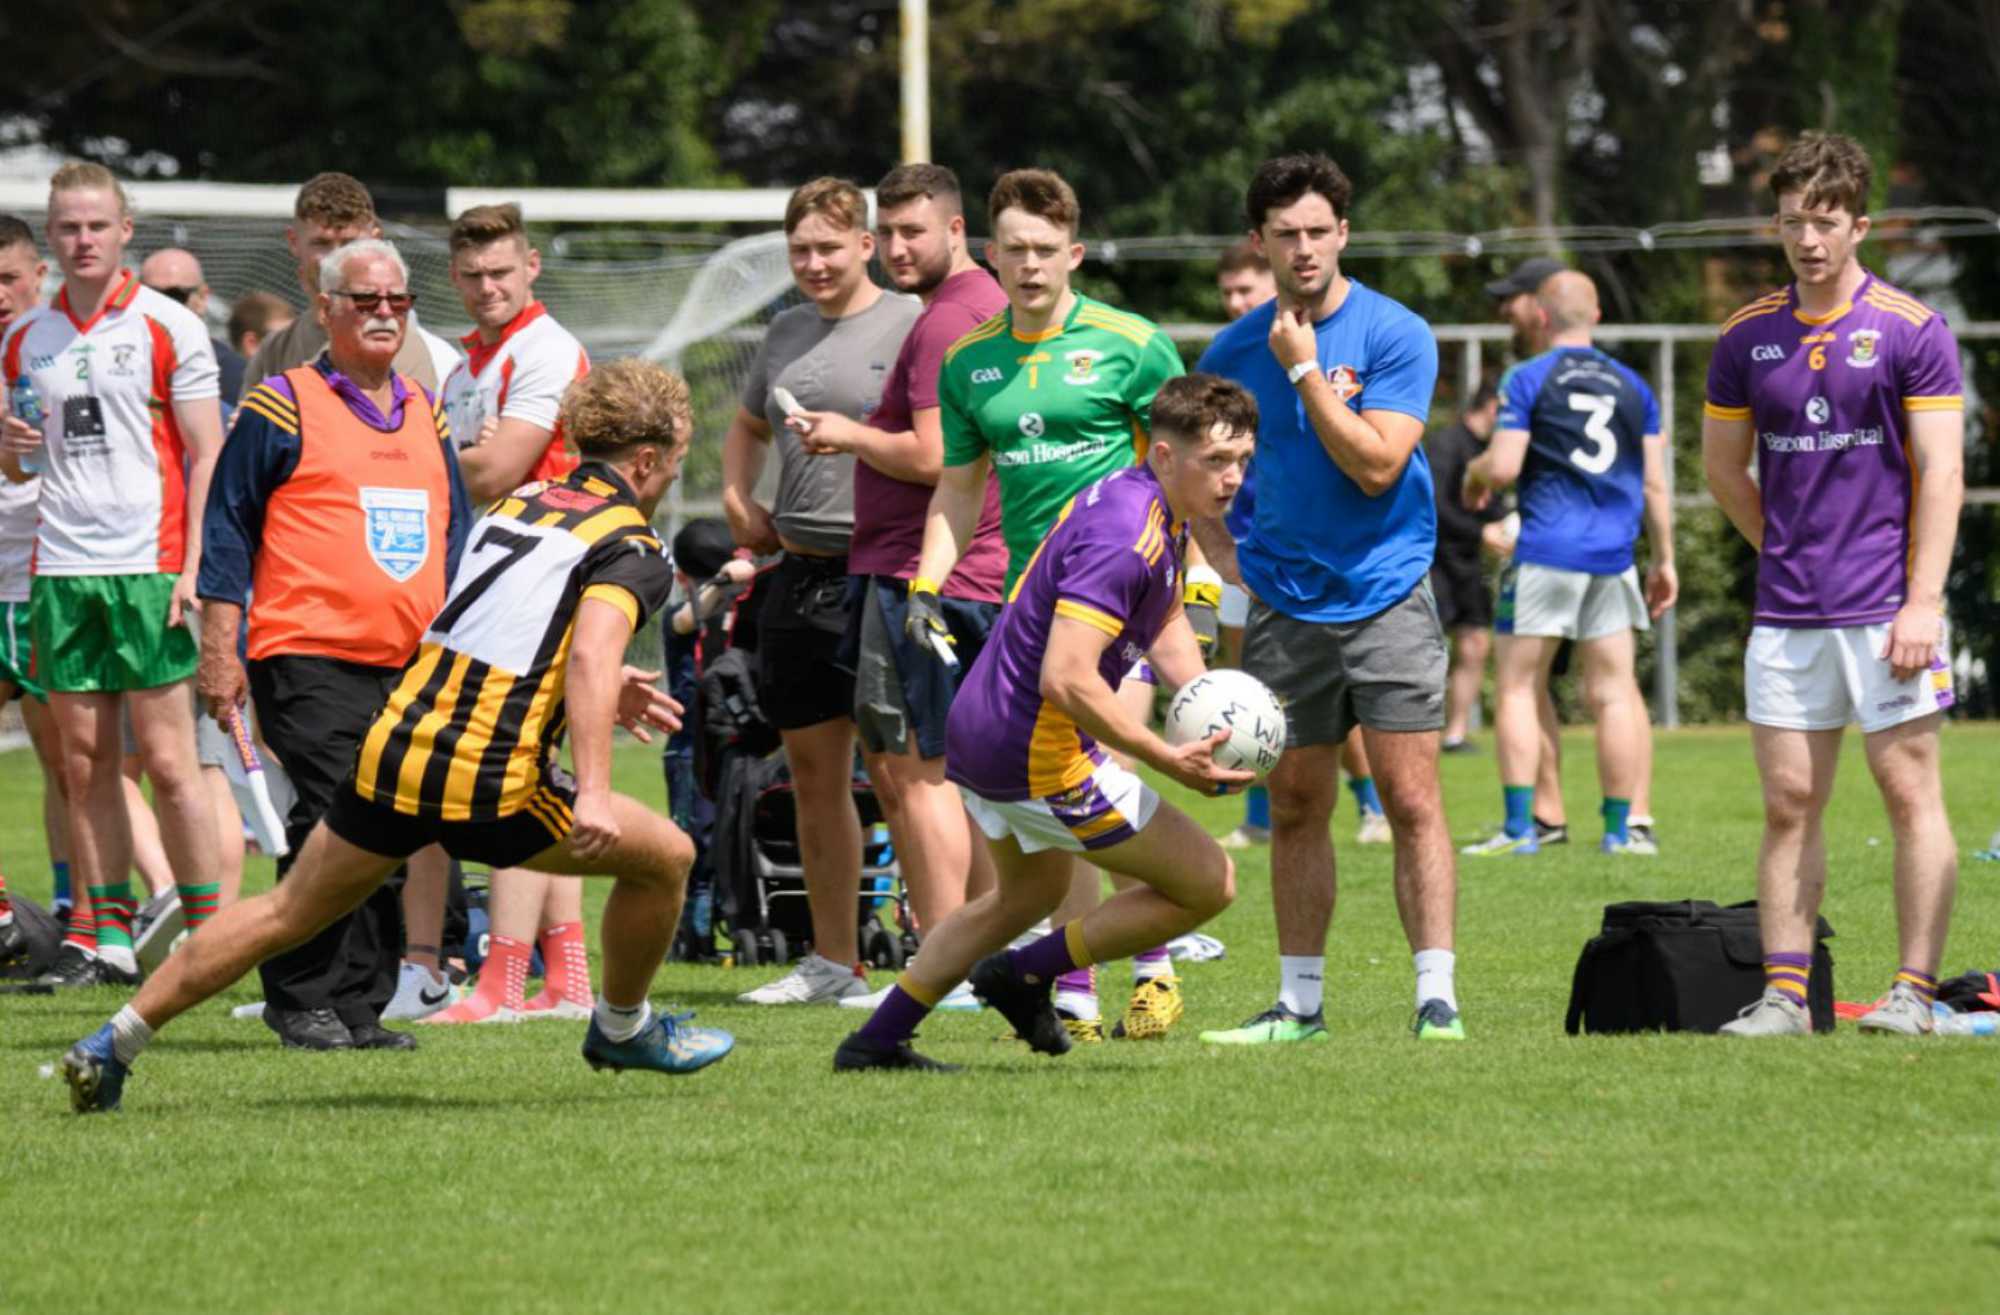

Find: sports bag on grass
<box><xmin>1564</xmin><ymin>899</ymin><xmax>1835</xmax><ymax>1034</ymax></box>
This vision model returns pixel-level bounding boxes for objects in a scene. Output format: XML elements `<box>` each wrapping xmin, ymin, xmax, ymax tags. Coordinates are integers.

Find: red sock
<box><xmin>0</xmin><ymin>870</ymin><xmax>11</xmax><ymax>919</ymax></box>
<box><xmin>537</xmin><ymin>920</ymin><xmax>593</xmax><ymax>1005</ymax></box>
<box><xmin>474</xmin><ymin>934</ymin><xmax>532</xmax><ymax>1010</ymax></box>
<box><xmin>64</xmin><ymin>900</ymin><xmax>98</xmax><ymax>952</ymax></box>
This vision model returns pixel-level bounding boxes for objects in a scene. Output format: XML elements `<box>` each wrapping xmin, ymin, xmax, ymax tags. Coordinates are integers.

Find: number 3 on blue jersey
<box><xmin>1566</xmin><ymin>392</ymin><xmax>1618</xmax><ymax>474</ymax></box>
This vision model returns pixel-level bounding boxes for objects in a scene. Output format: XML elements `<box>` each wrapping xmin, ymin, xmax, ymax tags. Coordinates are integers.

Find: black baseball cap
<box><xmin>1484</xmin><ymin>257</ymin><xmax>1565</xmax><ymax>300</ymax></box>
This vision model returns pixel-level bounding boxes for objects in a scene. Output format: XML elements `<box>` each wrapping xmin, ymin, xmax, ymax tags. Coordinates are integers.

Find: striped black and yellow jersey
<box><xmin>352</xmin><ymin>462</ymin><xmax>672</xmax><ymax>820</ymax></box>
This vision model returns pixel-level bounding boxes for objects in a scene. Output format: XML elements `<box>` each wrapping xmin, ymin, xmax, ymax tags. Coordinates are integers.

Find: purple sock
<box><xmin>855</xmin><ymin>981</ymin><xmax>935</xmax><ymax>1045</ymax></box>
<box><xmin>1008</xmin><ymin>923</ymin><xmax>1083</xmax><ymax>985</ymax></box>
<box><xmin>1055</xmin><ymin>967</ymin><xmax>1095</xmax><ymax>998</ymax></box>
<box><xmin>1133</xmin><ymin>946</ymin><xmax>1171</xmax><ymax>981</ymax></box>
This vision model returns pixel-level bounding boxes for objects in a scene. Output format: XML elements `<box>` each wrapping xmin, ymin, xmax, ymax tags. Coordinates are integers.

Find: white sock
<box><xmin>592</xmin><ymin>997</ymin><xmax>652</xmax><ymax>1043</ymax></box>
<box><xmin>1413</xmin><ymin>948</ymin><xmax>1457</xmax><ymax>1011</ymax></box>
<box><xmin>1132</xmin><ymin>954</ymin><xmax>1173</xmax><ymax>983</ymax></box>
<box><xmin>98</xmin><ymin>944</ymin><xmax>138</xmax><ymax>974</ymax></box>
<box><xmin>109</xmin><ymin>1004</ymin><xmax>154</xmax><ymax>1065</ymax></box>
<box><xmin>1629</xmin><ymin>814</ymin><xmax>1654</xmax><ymax>827</ymax></box>
<box><xmin>0</xmin><ymin>910</ymin><xmax>13</xmax><ymax>927</ymax></box>
<box><xmin>1278</xmin><ymin>955</ymin><xmax>1325</xmax><ymax>1016</ymax></box>
<box><xmin>1053</xmin><ymin>989</ymin><xmax>1099</xmax><ymax>1020</ymax></box>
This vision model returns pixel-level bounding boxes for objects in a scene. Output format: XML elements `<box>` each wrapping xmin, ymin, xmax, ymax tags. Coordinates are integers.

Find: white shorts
<box><xmin>960</xmin><ymin>756</ymin><xmax>1160</xmax><ymax>855</ymax></box>
<box><xmin>1747</xmin><ymin>622</ymin><xmax>1956</xmax><ymax>734</ymax></box>
<box><xmin>1498</xmin><ymin>562</ymin><xmax>1648</xmax><ymax>641</ymax></box>
<box><xmin>1123</xmin><ymin>657</ymin><xmax>1156</xmax><ymax>687</ymax></box>
<box><xmin>1219</xmin><ymin>581</ymin><xmax>1251</xmax><ymax>629</ymax></box>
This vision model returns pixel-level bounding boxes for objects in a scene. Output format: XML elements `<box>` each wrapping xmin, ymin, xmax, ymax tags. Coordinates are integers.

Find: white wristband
<box><xmin>1286</xmin><ymin>360</ymin><xmax>1317</xmax><ymax>386</ymax></box>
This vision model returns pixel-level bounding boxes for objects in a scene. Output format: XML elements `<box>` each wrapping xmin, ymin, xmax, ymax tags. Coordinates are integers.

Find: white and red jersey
<box><xmin>440</xmin><ymin>301</ymin><xmax>587</xmax><ymax>490</ymax></box>
<box><xmin>1</xmin><ymin>270</ymin><xmax>219</xmax><ymax>576</ymax></box>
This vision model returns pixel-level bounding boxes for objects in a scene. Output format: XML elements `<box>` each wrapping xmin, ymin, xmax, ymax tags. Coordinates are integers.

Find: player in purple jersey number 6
<box><xmin>1702</xmin><ymin>132</ymin><xmax>1965</xmax><ymax>1037</ymax></box>
<box><xmin>835</xmin><ymin>376</ymin><xmax>1258</xmax><ymax>1072</ymax></box>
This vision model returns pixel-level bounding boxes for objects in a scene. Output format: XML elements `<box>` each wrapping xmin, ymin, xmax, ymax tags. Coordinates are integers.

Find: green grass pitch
<box><xmin>4</xmin><ymin>726</ymin><xmax>1999</xmax><ymax>1314</ymax></box>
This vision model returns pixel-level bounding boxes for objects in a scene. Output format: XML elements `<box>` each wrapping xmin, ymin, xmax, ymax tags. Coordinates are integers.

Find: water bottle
<box><xmin>1932</xmin><ymin>1005</ymin><xmax>1999</xmax><ymax>1037</ymax></box>
<box><xmin>9</xmin><ymin>376</ymin><xmax>44</xmax><ymax>474</ymax></box>
<box><xmin>866</xmin><ymin>823</ymin><xmax>894</xmax><ymax>914</ymax></box>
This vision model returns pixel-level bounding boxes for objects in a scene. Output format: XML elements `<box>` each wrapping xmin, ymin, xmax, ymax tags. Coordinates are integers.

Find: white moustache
<box><xmin>363</xmin><ymin>317</ymin><xmax>402</xmax><ymax>334</ymax></box>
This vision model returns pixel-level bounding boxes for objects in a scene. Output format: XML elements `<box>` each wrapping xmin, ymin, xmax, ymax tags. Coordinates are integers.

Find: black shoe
<box><xmin>344</xmin><ymin>1018</ymin><xmax>418</xmax><ymax>1051</ymax></box>
<box><xmin>264</xmin><ymin>1006</ymin><xmax>355</xmax><ymax>1050</ymax></box>
<box><xmin>36</xmin><ymin>944</ymin><xmax>139</xmax><ymax>988</ymax></box>
<box><xmin>1533</xmin><ymin>818</ymin><xmax>1570</xmax><ymax>846</ymax></box>
<box><xmin>834</xmin><ymin>1030</ymin><xmax>961</xmax><ymax>1073</ymax></box>
<box><xmin>1440</xmin><ymin>738</ymin><xmax>1478</xmax><ymax>755</ymax></box>
<box><xmin>0</xmin><ymin>919</ymin><xmax>29</xmax><ymax>972</ymax></box>
<box><xmin>968</xmin><ymin>953</ymin><xmax>1070</xmax><ymax>1056</ymax></box>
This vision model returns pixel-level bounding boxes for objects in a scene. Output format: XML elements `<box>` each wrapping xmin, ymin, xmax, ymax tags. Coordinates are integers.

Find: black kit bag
<box><xmin>1</xmin><ymin>894</ymin><xmax>64</xmax><ymax>979</ymax></box>
<box><xmin>1564</xmin><ymin>899</ymin><xmax>1836</xmax><ymax>1034</ymax></box>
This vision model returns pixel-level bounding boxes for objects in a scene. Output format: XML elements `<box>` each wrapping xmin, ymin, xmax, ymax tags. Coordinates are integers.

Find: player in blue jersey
<box><xmin>1462</xmin><ymin>271</ymin><xmax>1676</xmax><ymax>857</ymax></box>
<box><xmin>1191</xmin><ymin>152</ymin><xmax>1463</xmax><ymax>1044</ymax></box>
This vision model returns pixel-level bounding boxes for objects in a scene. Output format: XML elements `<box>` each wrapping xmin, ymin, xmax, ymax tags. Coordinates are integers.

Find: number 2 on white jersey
<box><xmin>1566</xmin><ymin>392</ymin><xmax>1617</xmax><ymax>474</ymax></box>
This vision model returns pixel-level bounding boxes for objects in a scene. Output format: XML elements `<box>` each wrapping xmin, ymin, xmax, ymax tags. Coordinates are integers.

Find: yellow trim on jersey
<box><xmin>1902</xmin><ymin>395</ymin><xmax>1963</xmax><ymax>412</ymax></box>
<box><xmin>1791</xmin><ymin>300</ymin><xmax>1851</xmax><ymax>326</ymax></box>
<box><xmin>501</xmin><ymin>628</ymin><xmax>575</xmax><ymax>806</ymax></box>
<box><xmin>392</xmin><ymin>651</ymin><xmax>473</xmax><ymax>811</ymax></box>
<box><xmin>1864</xmin><ymin>284</ymin><xmax>1931</xmax><ymax>317</ymax></box>
<box><xmin>534</xmin><ymin>510</ymin><xmax>567</xmax><ymax>528</ymax></box>
<box><xmin>523</xmin><ymin>789</ymin><xmax>568</xmax><ymax>839</ymax></box>
<box><xmin>572</xmin><ymin>504</ymin><xmax>646</xmax><ymax>546</ymax></box>
<box><xmin>241</xmin><ymin>384</ymin><xmax>299</xmax><ymax>420</ymax></box>
<box><xmin>491</xmin><ymin>496</ymin><xmax>529</xmax><ymax>523</ymax></box>
<box><xmin>941</xmin><ymin>315</ymin><xmax>1009</xmax><ymax>365</ymax></box>
<box><xmin>1074</xmin><ymin>309</ymin><xmax>1156</xmax><ymax>350</ymax></box>
<box><xmin>580</xmin><ymin>582</ymin><xmax>641</xmax><ymax>629</ymax></box>
<box><xmin>239</xmin><ymin>392</ymin><xmax>300</xmax><ymax>435</ymax></box>
<box><xmin>1010</xmin><ymin>321</ymin><xmax>1067</xmax><ymax>344</ymax></box>
<box><xmin>440</xmin><ymin>665</ymin><xmax>518</xmax><ymax>820</ymax></box>
<box><xmin>1025</xmin><ymin>703</ymin><xmax>1096</xmax><ymax>798</ymax></box>
<box><xmin>1863</xmin><ymin>291</ymin><xmax>1931</xmax><ymax>328</ymax></box>
<box><xmin>1719</xmin><ymin>292</ymin><xmax>1787</xmax><ymax>335</ymax></box>
<box><xmin>356</xmin><ymin>643</ymin><xmax>446</xmax><ymax>800</ymax></box>
<box><xmin>1054</xmin><ymin>598</ymin><xmax>1124</xmax><ymax>637</ymax></box>
<box><xmin>1703</xmin><ymin>401</ymin><xmax>1752</xmax><ymax>421</ymax></box>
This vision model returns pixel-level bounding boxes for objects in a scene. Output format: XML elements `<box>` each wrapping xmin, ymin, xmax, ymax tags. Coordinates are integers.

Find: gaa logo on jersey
<box><xmin>1063</xmin><ymin>350</ymin><xmax>1101</xmax><ymax>385</ymax></box>
<box><xmin>1326</xmin><ymin>365</ymin><xmax>1362</xmax><ymax>402</ymax></box>
<box><xmin>360</xmin><ymin>487</ymin><xmax>432</xmax><ymax>581</ymax></box>
<box><xmin>1018</xmin><ymin>411</ymin><xmax>1046</xmax><ymax>439</ymax></box>
<box><xmin>1846</xmin><ymin>328</ymin><xmax>1881</xmax><ymax>369</ymax></box>
<box><xmin>970</xmin><ymin>367</ymin><xmax>1003</xmax><ymax>385</ymax></box>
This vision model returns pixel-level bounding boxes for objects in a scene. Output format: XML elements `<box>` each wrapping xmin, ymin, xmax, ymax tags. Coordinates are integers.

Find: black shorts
<box><xmin>845</xmin><ymin>575</ymin><xmax>999</xmax><ymax>760</ymax></box>
<box><xmin>756</xmin><ymin>550</ymin><xmax>857</xmax><ymax>731</ymax></box>
<box><xmin>1430</xmin><ymin>555</ymin><xmax>1493</xmax><ymax>631</ymax></box>
<box><xmin>324</xmin><ymin>768</ymin><xmax>575</xmax><ymax>870</ymax></box>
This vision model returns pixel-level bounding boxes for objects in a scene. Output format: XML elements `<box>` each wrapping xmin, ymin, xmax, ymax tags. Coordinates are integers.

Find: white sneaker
<box><xmin>837</xmin><ymin>978</ymin><xmax>982</xmax><ymax>1012</ymax></box>
<box><xmin>1356</xmin><ymin>809</ymin><xmax>1392</xmax><ymax>845</ymax></box>
<box><xmin>1219</xmin><ymin>825</ymin><xmax>1269</xmax><ymax>850</ymax></box>
<box><xmin>1718</xmin><ymin>988</ymin><xmax>1810</xmax><ymax>1036</ymax></box>
<box><xmin>1856</xmin><ymin>981</ymin><xmax>1934</xmax><ymax>1037</ymax></box>
<box><xmin>735</xmin><ymin>953</ymin><xmax>870</xmax><ymax>1005</ymax></box>
<box><xmin>382</xmin><ymin>961</ymin><xmax>460</xmax><ymax>1021</ymax></box>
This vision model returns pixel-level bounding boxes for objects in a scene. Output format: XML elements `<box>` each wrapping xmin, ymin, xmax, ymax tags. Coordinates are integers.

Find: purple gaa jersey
<box><xmin>945</xmin><ymin>465</ymin><xmax>1185</xmax><ymax>802</ymax></box>
<box><xmin>1705</xmin><ymin>272</ymin><xmax>1962</xmax><ymax>627</ymax></box>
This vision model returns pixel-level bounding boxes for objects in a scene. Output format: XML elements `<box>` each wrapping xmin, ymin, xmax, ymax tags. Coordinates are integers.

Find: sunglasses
<box><xmin>154</xmin><ymin>285</ymin><xmax>203</xmax><ymax>305</ymax></box>
<box><xmin>330</xmin><ymin>289</ymin><xmax>415</xmax><ymax>315</ymax></box>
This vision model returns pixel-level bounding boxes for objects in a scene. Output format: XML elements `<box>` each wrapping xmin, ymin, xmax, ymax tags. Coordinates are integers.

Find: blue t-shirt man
<box><xmin>1497</xmin><ymin>345</ymin><xmax>1658</xmax><ymax>575</ymax></box>
<box><xmin>1198</xmin><ymin>281</ymin><xmax>1439</xmax><ymax>622</ymax></box>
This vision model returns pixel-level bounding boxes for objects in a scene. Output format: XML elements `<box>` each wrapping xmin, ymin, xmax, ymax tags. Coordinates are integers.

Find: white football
<box><xmin>1165</xmin><ymin>669</ymin><xmax>1287</xmax><ymax>779</ymax></box>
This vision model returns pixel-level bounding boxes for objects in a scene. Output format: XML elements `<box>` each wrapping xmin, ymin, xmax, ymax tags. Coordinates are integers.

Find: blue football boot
<box><xmin>581</xmin><ymin>1010</ymin><xmax>733</xmax><ymax>1076</ymax></box>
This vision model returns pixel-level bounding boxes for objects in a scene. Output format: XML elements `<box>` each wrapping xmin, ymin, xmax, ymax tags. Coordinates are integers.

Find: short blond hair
<box><xmin>560</xmin><ymin>358</ymin><xmax>691</xmax><ymax>459</ymax></box>
<box><xmin>50</xmin><ymin>162</ymin><xmax>130</xmax><ymax>217</ymax></box>
<box><xmin>784</xmin><ymin>178</ymin><xmax>868</xmax><ymax>235</ymax></box>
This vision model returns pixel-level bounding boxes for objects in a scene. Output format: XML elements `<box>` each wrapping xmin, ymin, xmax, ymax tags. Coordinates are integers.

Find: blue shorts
<box><xmin>844</xmin><ymin>575</ymin><xmax>998</xmax><ymax>760</ymax></box>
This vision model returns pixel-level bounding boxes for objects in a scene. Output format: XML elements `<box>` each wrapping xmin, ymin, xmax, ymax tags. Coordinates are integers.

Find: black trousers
<box><xmin>249</xmin><ymin>654</ymin><xmax>406</xmax><ymax>1024</ymax></box>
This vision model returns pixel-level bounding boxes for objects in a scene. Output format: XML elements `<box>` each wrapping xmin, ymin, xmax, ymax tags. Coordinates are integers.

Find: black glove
<box><xmin>1183</xmin><ymin>565</ymin><xmax>1223</xmax><ymax>662</ymax></box>
<box><xmin>904</xmin><ymin>577</ymin><xmax>958</xmax><ymax>668</ymax></box>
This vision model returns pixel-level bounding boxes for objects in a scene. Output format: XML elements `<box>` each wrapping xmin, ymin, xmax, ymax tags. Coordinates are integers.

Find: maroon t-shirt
<box><xmin>847</xmin><ymin>267</ymin><xmax>1008</xmax><ymax>601</ymax></box>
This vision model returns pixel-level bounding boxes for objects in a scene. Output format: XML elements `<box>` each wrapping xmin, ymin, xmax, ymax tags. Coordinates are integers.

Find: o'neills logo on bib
<box><xmin>360</xmin><ymin>487</ymin><xmax>432</xmax><ymax>581</ymax></box>
<box><xmin>1326</xmin><ymin>365</ymin><xmax>1362</xmax><ymax>402</ymax></box>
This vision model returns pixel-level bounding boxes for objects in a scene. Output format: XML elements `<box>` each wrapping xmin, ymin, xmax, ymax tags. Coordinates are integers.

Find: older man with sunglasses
<box><xmin>195</xmin><ymin>238</ymin><xmax>471</xmax><ymax>1051</ymax></box>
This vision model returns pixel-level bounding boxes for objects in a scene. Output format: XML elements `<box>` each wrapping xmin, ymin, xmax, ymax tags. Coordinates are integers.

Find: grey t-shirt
<box><xmin>741</xmin><ymin>291</ymin><xmax>919</xmax><ymax>554</ymax></box>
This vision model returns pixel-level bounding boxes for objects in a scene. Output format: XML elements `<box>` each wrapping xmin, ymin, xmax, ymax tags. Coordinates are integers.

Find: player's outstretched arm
<box><xmin>720</xmin><ymin>406</ymin><xmax>779</xmax><ymax>554</ymax></box>
<box><xmin>1188</xmin><ymin>517</ymin><xmax>1241</xmax><ymax>587</ymax></box>
<box><xmin>912</xmin><ymin>455</ymin><xmax>989</xmax><ymax>588</ymax></box>
<box><xmin>1886</xmin><ymin>407</ymin><xmax>1965</xmax><ymax>679</ymax></box>
<box><xmin>564</xmin><ymin>596</ymin><xmax>638</xmax><ymax>860</ymax></box>
<box><xmin>1464</xmin><ymin>427</ymin><xmax>1529</xmax><ymax>509</ymax></box>
<box><xmin>1701</xmin><ymin>413</ymin><xmax>1763</xmax><ymax>549</ymax></box>
<box><xmin>1640</xmin><ymin>431</ymin><xmax>1678</xmax><ymax>618</ymax></box>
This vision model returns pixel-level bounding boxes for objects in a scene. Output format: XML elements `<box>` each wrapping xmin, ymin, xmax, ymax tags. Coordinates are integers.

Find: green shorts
<box><xmin>30</xmin><ymin>574</ymin><xmax>198</xmax><ymax>694</ymax></box>
<box><xmin>0</xmin><ymin>599</ymin><xmax>44</xmax><ymax>703</ymax></box>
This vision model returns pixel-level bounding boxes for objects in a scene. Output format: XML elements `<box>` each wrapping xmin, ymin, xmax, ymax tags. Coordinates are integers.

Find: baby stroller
<box><xmin>710</xmin><ymin>746</ymin><xmax>910</xmax><ymax>969</ymax></box>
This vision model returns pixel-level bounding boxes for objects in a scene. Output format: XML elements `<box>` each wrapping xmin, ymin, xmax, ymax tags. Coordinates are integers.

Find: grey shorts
<box><xmin>850</xmin><ymin>576</ymin><xmax>998</xmax><ymax>760</ymax></box>
<box><xmin>1242</xmin><ymin>581</ymin><xmax>1447</xmax><ymax>748</ymax></box>
<box><xmin>1496</xmin><ymin>562</ymin><xmax>1648</xmax><ymax>641</ymax></box>
<box><xmin>118</xmin><ymin>690</ymin><xmax>231</xmax><ymax>769</ymax></box>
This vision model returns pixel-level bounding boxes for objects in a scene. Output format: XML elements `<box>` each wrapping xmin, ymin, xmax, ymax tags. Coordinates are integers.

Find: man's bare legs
<box><xmin>1577</xmin><ymin>629</ymin><xmax>1649</xmax><ymax>846</ymax></box>
<box><xmin>1864</xmin><ymin>715</ymin><xmax>1956</xmax><ymax>977</ymax></box>
<box><xmin>119</xmin><ymin>757</ymin><xmax>176</xmax><ymax>898</ymax></box>
<box><xmin>1442</xmin><ymin>625</ymin><xmax>1490</xmax><ymax>745</ymax></box>
<box><xmin>1474</xmin><ymin>634</ymin><xmax>1561</xmax><ymax>850</ymax></box>
<box><xmin>783</xmin><ymin>717</ymin><xmax>863</xmax><ymax>967</ymax></box>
